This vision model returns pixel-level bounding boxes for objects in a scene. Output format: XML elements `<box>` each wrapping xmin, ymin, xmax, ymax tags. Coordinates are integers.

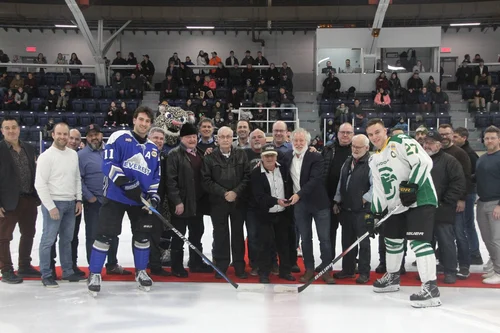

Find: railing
<box><xmin>235</xmin><ymin>106</ymin><xmax>299</xmax><ymax>134</ymax></box>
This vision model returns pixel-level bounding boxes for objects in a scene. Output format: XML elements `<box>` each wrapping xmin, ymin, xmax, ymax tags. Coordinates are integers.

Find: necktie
<box><xmin>186</xmin><ymin>149</ymin><xmax>196</xmax><ymax>157</ymax></box>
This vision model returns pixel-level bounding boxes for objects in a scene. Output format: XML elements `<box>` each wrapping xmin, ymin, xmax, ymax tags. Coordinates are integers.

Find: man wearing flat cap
<box><xmin>166</xmin><ymin>123</ymin><xmax>213</xmax><ymax>278</ymax></box>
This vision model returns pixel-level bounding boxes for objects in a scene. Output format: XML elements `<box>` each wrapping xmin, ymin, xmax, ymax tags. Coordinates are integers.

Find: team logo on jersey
<box><xmin>379</xmin><ymin>166</ymin><xmax>397</xmax><ymax>200</ymax></box>
<box><xmin>123</xmin><ymin>153</ymin><xmax>152</xmax><ymax>175</ymax></box>
<box><xmin>125</xmin><ymin>138</ymin><xmax>132</xmax><ymax>142</ymax></box>
<box><xmin>151</xmin><ymin>151</ymin><xmax>158</xmax><ymax>158</ymax></box>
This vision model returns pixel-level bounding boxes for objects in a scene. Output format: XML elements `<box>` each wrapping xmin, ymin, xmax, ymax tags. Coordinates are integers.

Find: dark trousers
<box><xmin>170</xmin><ymin>213</ymin><xmax>205</xmax><ymax>270</ymax></box>
<box><xmin>257</xmin><ymin>211</ymin><xmax>291</xmax><ymax>276</ymax></box>
<box><xmin>289</xmin><ymin>216</ymin><xmax>298</xmax><ymax>266</ymax></box>
<box><xmin>433</xmin><ymin>223</ymin><xmax>457</xmax><ymax>275</ymax></box>
<box><xmin>340</xmin><ymin>210</ymin><xmax>371</xmax><ymax>275</ymax></box>
<box><xmin>330</xmin><ymin>210</ymin><xmax>340</xmax><ymax>258</ymax></box>
<box><xmin>245</xmin><ymin>209</ymin><xmax>259</xmax><ymax>268</ymax></box>
<box><xmin>149</xmin><ymin>215</ymin><xmax>165</xmax><ymax>270</ymax></box>
<box><xmin>210</xmin><ymin>202</ymin><xmax>245</xmax><ymax>273</ymax></box>
<box><xmin>0</xmin><ymin>196</ymin><xmax>38</xmax><ymax>273</ymax></box>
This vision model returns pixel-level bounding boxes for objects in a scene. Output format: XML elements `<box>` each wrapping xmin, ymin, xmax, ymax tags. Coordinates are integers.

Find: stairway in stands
<box><xmin>293</xmin><ymin>91</ymin><xmax>322</xmax><ymax>137</ymax></box>
<box><xmin>447</xmin><ymin>91</ymin><xmax>484</xmax><ymax>151</ymax></box>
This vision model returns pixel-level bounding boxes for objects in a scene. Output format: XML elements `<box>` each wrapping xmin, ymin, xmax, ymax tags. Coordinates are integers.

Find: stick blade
<box><xmin>236</xmin><ymin>284</ymin><xmax>266</xmax><ymax>292</ymax></box>
<box><xmin>273</xmin><ymin>285</ymin><xmax>299</xmax><ymax>294</ymax></box>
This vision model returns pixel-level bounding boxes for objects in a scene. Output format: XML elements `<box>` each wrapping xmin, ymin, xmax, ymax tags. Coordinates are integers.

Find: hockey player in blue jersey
<box><xmin>87</xmin><ymin>106</ymin><xmax>161</xmax><ymax>296</ymax></box>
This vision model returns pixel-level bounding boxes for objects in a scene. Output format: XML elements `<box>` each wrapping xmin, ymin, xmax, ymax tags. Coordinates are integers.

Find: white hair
<box><xmin>290</xmin><ymin>128</ymin><xmax>311</xmax><ymax>145</ymax></box>
<box><xmin>217</xmin><ymin>126</ymin><xmax>233</xmax><ymax>137</ymax></box>
<box><xmin>250</xmin><ymin>129</ymin><xmax>265</xmax><ymax>139</ymax></box>
<box><xmin>148</xmin><ymin>127</ymin><xmax>166</xmax><ymax>137</ymax></box>
<box><xmin>352</xmin><ymin>134</ymin><xmax>369</xmax><ymax>147</ymax></box>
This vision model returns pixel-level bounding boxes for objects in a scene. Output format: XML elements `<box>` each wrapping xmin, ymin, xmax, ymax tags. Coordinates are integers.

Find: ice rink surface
<box><xmin>1</xmin><ymin>210</ymin><xmax>499</xmax><ymax>333</ymax></box>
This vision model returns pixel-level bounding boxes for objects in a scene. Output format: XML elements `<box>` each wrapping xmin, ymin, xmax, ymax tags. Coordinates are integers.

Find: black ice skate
<box><xmin>410</xmin><ymin>280</ymin><xmax>442</xmax><ymax>308</ymax></box>
<box><xmin>135</xmin><ymin>270</ymin><xmax>153</xmax><ymax>292</ymax></box>
<box><xmin>373</xmin><ymin>272</ymin><xmax>400</xmax><ymax>293</ymax></box>
<box><xmin>87</xmin><ymin>273</ymin><xmax>101</xmax><ymax>297</ymax></box>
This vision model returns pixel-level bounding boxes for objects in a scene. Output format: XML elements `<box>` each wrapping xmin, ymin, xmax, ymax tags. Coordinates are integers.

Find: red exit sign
<box><xmin>441</xmin><ymin>47</ymin><xmax>452</xmax><ymax>53</ymax></box>
<box><xmin>26</xmin><ymin>46</ymin><xmax>37</xmax><ymax>52</ymax></box>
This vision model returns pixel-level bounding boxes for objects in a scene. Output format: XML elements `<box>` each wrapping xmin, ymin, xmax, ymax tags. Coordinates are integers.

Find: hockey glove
<box><xmin>365</xmin><ymin>213</ymin><xmax>378</xmax><ymax>238</ymax></box>
<box><xmin>149</xmin><ymin>193</ymin><xmax>161</xmax><ymax>209</ymax></box>
<box><xmin>399</xmin><ymin>181</ymin><xmax>419</xmax><ymax>207</ymax></box>
<box><xmin>121</xmin><ymin>180</ymin><xmax>143</xmax><ymax>203</ymax></box>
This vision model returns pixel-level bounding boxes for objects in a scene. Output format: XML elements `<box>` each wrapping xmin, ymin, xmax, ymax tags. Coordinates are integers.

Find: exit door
<box><xmin>440</xmin><ymin>56</ymin><xmax>458</xmax><ymax>90</ymax></box>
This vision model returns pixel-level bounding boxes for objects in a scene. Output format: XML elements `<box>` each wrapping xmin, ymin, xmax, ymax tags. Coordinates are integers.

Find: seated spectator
<box><xmin>426</xmin><ymin>76</ymin><xmax>437</xmax><ymax>93</ymax></box>
<box><xmin>112</xmin><ymin>72</ymin><xmax>126</xmax><ymax>98</ymax></box>
<box><xmin>56</xmin><ymin>89</ymin><xmax>69</xmax><ymax>111</ymax></box>
<box><xmin>375</xmin><ymin>72</ymin><xmax>389</xmax><ymax>91</ymax></box>
<box><xmin>252</xmin><ymin>106</ymin><xmax>266</xmax><ymax>130</ymax></box>
<box><xmin>14</xmin><ymin>87</ymin><xmax>28</xmax><ymax>110</ymax></box>
<box><xmin>456</xmin><ymin>61</ymin><xmax>474</xmax><ymax>88</ymax></box>
<box><xmin>3</xmin><ymin>89</ymin><xmax>16</xmax><ymax>110</ymax></box>
<box><xmin>46</xmin><ymin>89</ymin><xmax>58</xmax><ymax>111</ymax></box>
<box><xmin>278</xmin><ymin>87</ymin><xmax>294</xmax><ymax>105</ymax></box>
<box><xmin>64</xmin><ymin>80</ymin><xmax>74</xmax><ymax>98</ymax></box>
<box><xmin>407</xmin><ymin>72</ymin><xmax>424</xmax><ymax>91</ymax></box>
<box><xmin>389</xmin><ymin>72</ymin><xmax>402</xmax><ymax>98</ymax></box>
<box><xmin>215</xmin><ymin>63</ymin><xmax>229</xmax><ymax>87</ymax></box>
<box><xmin>471</xmin><ymin>89</ymin><xmax>486</xmax><ymax>111</ymax></box>
<box><xmin>203</xmin><ymin>75</ymin><xmax>217</xmax><ymax>92</ymax></box>
<box><xmin>209</xmin><ymin>52</ymin><xmax>222</xmax><ymax>73</ymax></box>
<box><xmin>351</xmin><ymin>98</ymin><xmax>364</xmax><ymax>116</ymax></box>
<box><xmin>243</xmin><ymin>79</ymin><xmax>255</xmax><ymax>100</ymax></box>
<box><xmin>279</xmin><ymin>62</ymin><xmax>293</xmax><ymax>80</ymax></box>
<box><xmin>322</xmin><ymin>61</ymin><xmax>336</xmax><ymax>75</ymax></box>
<box><xmin>104</xmin><ymin>101</ymin><xmax>118</xmax><ymax>127</ymax></box>
<box><xmin>432</xmin><ymin>86</ymin><xmax>449</xmax><ymax>112</ymax></box>
<box><xmin>161</xmin><ymin>74</ymin><xmax>178</xmax><ymax>100</ymax></box>
<box><xmin>404</xmin><ymin>88</ymin><xmax>419</xmax><ymax>112</ymax></box>
<box><xmin>229</xmin><ymin>64</ymin><xmax>242</xmax><ymax>86</ymax></box>
<box><xmin>474</xmin><ymin>60</ymin><xmax>491</xmax><ymax>86</ymax></box>
<box><xmin>118</xmin><ymin>101</ymin><xmax>130</xmax><ymax>127</ymax></box>
<box><xmin>279</xmin><ymin>74</ymin><xmax>293</xmax><ymax>93</ymax></box>
<box><xmin>269</xmin><ymin>101</ymin><xmax>280</xmax><ymax>120</ymax></box>
<box><xmin>257</xmin><ymin>76</ymin><xmax>268</xmax><ymax>91</ymax></box>
<box><xmin>242</xmin><ymin>64</ymin><xmax>257</xmax><ymax>86</ymax></box>
<box><xmin>10</xmin><ymin>73</ymin><xmax>24</xmax><ymax>90</ymax></box>
<box><xmin>472</xmin><ymin>54</ymin><xmax>482</xmax><ymax>63</ymax></box>
<box><xmin>0</xmin><ymin>73</ymin><xmax>9</xmax><ymax>98</ymax></box>
<box><xmin>486</xmin><ymin>86</ymin><xmax>500</xmax><ymax>112</ymax></box>
<box><xmin>190</xmin><ymin>75</ymin><xmax>204</xmax><ymax>98</ymax></box>
<box><xmin>322</xmin><ymin>72</ymin><xmax>341</xmax><ymax>99</ymax></box>
<box><xmin>241</xmin><ymin>50</ymin><xmax>254</xmax><ymax>66</ymax></box>
<box><xmin>165</xmin><ymin>61</ymin><xmax>178</xmax><ymax>80</ymax></box>
<box><xmin>168</xmin><ymin>52</ymin><xmax>181</xmax><ymax>66</ymax></box>
<box><xmin>198</xmin><ymin>100</ymin><xmax>211</xmax><ymax>119</ymax></box>
<box><xmin>34</xmin><ymin>53</ymin><xmax>47</xmax><ymax>73</ymax></box>
<box><xmin>253</xmin><ymin>86</ymin><xmax>268</xmax><ymax>106</ymax></box>
<box><xmin>374</xmin><ymin>87</ymin><xmax>391</xmax><ymax>111</ymax></box>
<box><xmin>266</xmin><ymin>63</ymin><xmax>280</xmax><ymax>87</ymax></box>
<box><xmin>178</xmin><ymin>62</ymin><xmax>193</xmax><ymax>87</ymax></box>
<box><xmin>418</xmin><ymin>86</ymin><xmax>432</xmax><ymax>112</ymax></box>
<box><xmin>214</xmin><ymin>111</ymin><xmax>225</xmax><ymax>129</ymax></box>
<box><xmin>227</xmin><ymin>87</ymin><xmax>241</xmax><ymax>109</ymax></box>
<box><xmin>125</xmin><ymin>72</ymin><xmax>142</xmax><ymax>98</ymax></box>
<box><xmin>69</xmin><ymin>53</ymin><xmax>82</xmax><ymax>75</ymax></box>
<box><xmin>354</xmin><ymin>112</ymin><xmax>367</xmax><ymax>129</ymax></box>
<box><xmin>393</xmin><ymin>116</ymin><xmax>408</xmax><ymax>132</ymax></box>
<box><xmin>24</xmin><ymin>72</ymin><xmax>37</xmax><ymax>98</ymax></box>
<box><xmin>225</xmin><ymin>51</ymin><xmax>239</xmax><ymax>67</ymax></box>
<box><xmin>225</xmin><ymin>112</ymin><xmax>237</xmax><ymax>132</ymax></box>
<box><xmin>184</xmin><ymin>99</ymin><xmax>198</xmax><ymax>113</ymax></box>
<box><xmin>335</xmin><ymin>103</ymin><xmax>350</xmax><ymax>124</ymax></box>
<box><xmin>412</xmin><ymin>60</ymin><xmax>425</xmax><ymax>73</ymax></box>
<box><xmin>76</xmin><ymin>76</ymin><xmax>91</xmax><ymax>98</ymax></box>
<box><xmin>43</xmin><ymin>118</ymin><xmax>55</xmax><ymax>139</ymax></box>
<box><xmin>212</xmin><ymin>100</ymin><xmax>225</xmax><ymax>118</ymax></box>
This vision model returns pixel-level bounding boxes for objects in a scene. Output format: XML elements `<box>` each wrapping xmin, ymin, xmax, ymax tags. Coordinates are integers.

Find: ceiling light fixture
<box><xmin>55</xmin><ymin>24</ymin><xmax>78</xmax><ymax>28</ymax></box>
<box><xmin>186</xmin><ymin>26</ymin><xmax>215</xmax><ymax>29</ymax></box>
<box><xmin>449</xmin><ymin>23</ymin><xmax>480</xmax><ymax>26</ymax></box>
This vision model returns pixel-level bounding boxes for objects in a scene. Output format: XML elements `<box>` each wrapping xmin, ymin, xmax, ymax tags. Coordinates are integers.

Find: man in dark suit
<box><xmin>251</xmin><ymin>145</ymin><xmax>296</xmax><ymax>284</ymax></box>
<box><xmin>0</xmin><ymin>116</ymin><xmax>40</xmax><ymax>284</ymax></box>
<box><xmin>474</xmin><ymin>60</ymin><xmax>491</xmax><ymax>86</ymax></box>
<box><xmin>286</xmin><ymin>128</ymin><xmax>335</xmax><ymax>284</ymax></box>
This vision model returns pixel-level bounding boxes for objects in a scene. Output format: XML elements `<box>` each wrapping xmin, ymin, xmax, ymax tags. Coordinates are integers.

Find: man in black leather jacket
<box><xmin>201</xmin><ymin>126</ymin><xmax>250</xmax><ymax>278</ymax></box>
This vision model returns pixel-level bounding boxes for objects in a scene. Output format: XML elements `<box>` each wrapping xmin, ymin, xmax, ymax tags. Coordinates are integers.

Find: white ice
<box><xmin>1</xmin><ymin>209</ymin><xmax>499</xmax><ymax>333</ymax></box>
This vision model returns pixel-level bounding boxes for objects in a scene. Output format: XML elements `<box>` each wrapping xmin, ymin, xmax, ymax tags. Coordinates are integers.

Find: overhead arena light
<box><xmin>186</xmin><ymin>26</ymin><xmax>215</xmax><ymax>29</ymax></box>
<box><xmin>55</xmin><ymin>24</ymin><xmax>78</xmax><ymax>28</ymax></box>
<box><xmin>449</xmin><ymin>23</ymin><xmax>481</xmax><ymax>26</ymax></box>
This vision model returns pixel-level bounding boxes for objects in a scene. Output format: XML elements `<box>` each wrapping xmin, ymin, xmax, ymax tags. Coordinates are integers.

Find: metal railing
<box><xmin>235</xmin><ymin>106</ymin><xmax>299</xmax><ymax>134</ymax></box>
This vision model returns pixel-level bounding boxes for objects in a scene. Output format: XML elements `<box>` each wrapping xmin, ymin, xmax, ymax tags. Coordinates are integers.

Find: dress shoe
<box><xmin>299</xmin><ymin>270</ymin><xmax>315</xmax><ymax>283</ymax></box>
<box><xmin>150</xmin><ymin>267</ymin><xmax>172</xmax><ymax>277</ymax></box>
<box><xmin>17</xmin><ymin>265</ymin><xmax>41</xmax><ymax>278</ymax></box>
<box><xmin>356</xmin><ymin>274</ymin><xmax>370</xmax><ymax>284</ymax></box>
<box><xmin>235</xmin><ymin>271</ymin><xmax>248</xmax><ymax>279</ymax></box>
<box><xmin>172</xmin><ymin>267</ymin><xmax>189</xmax><ymax>278</ymax></box>
<box><xmin>291</xmin><ymin>265</ymin><xmax>301</xmax><ymax>273</ymax></box>
<box><xmin>279</xmin><ymin>273</ymin><xmax>296</xmax><ymax>281</ymax></box>
<box><xmin>106</xmin><ymin>264</ymin><xmax>132</xmax><ymax>275</ymax></box>
<box><xmin>333</xmin><ymin>271</ymin><xmax>355</xmax><ymax>279</ymax></box>
<box><xmin>322</xmin><ymin>273</ymin><xmax>336</xmax><ymax>284</ymax></box>
<box><xmin>259</xmin><ymin>275</ymin><xmax>270</xmax><ymax>284</ymax></box>
<box><xmin>72</xmin><ymin>266</ymin><xmax>86</xmax><ymax>277</ymax></box>
<box><xmin>189</xmin><ymin>263</ymin><xmax>214</xmax><ymax>273</ymax></box>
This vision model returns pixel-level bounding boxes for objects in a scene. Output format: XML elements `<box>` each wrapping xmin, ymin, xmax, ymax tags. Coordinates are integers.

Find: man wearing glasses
<box><xmin>272</xmin><ymin>121</ymin><xmax>292</xmax><ymax>154</ymax></box>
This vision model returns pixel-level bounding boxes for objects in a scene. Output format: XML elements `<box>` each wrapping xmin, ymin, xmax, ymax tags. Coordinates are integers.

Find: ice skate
<box><xmin>87</xmin><ymin>273</ymin><xmax>101</xmax><ymax>297</ymax></box>
<box><xmin>135</xmin><ymin>269</ymin><xmax>153</xmax><ymax>292</ymax></box>
<box><xmin>373</xmin><ymin>272</ymin><xmax>400</xmax><ymax>293</ymax></box>
<box><xmin>410</xmin><ymin>280</ymin><xmax>442</xmax><ymax>308</ymax></box>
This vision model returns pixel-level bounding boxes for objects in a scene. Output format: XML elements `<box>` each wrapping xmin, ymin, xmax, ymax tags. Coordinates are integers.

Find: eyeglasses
<box><xmin>218</xmin><ymin>135</ymin><xmax>233</xmax><ymax>140</ymax></box>
<box><xmin>273</xmin><ymin>129</ymin><xmax>286</xmax><ymax>133</ymax></box>
<box><xmin>339</xmin><ymin>131</ymin><xmax>354</xmax><ymax>135</ymax></box>
<box><xmin>352</xmin><ymin>145</ymin><xmax>366</xmax><ymax>150</ymax></box>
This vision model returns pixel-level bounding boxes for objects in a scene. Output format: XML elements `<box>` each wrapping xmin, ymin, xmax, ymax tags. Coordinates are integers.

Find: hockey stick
<box><xmin>141</xmin><ymin>197</ymin><xmax>264</xmax><ymax>292</ymax></box>
<box><xmin>274</xmin><ymin>204</ymin><xmax>404</xmax><ymax>294</ymax></box>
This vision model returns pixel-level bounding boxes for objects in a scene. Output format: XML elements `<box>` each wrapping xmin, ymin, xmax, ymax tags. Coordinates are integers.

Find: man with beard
<box><xmin>415</xmin><ymin>126</ymin><xmax>428</xmax><ymax>145</ymax></box>
<box><xmin>232</xmin><ymin>120</ymin><xmax>251</xmax><ymax>149</ymax></box>
<box><xmin>438</xmin><ymin>124</ymin><xmax>472</xmax><ymax>280</ymax></box>
<box><xmin>80</xmin><ymin>124</ymin><xmax>131</xmax><ymax>276</ymax></box>
<box><xmin>422</xmin><ymin>131</ymin><xmax>465</xmax><ymax>284</ymax></box>
<box><xmin>35</xmin><ymin>123</ymin><xmax>85</xmax><ymax>287</ymax></box>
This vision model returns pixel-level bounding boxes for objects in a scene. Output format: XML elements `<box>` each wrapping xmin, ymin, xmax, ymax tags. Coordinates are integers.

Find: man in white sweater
<box><xmin>35</xmin><ymin>123</ymin><xmax>85</xmax><ymax>287</ymax></box>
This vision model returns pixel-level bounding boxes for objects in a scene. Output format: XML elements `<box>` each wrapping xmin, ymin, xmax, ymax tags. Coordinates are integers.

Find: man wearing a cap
<box><xmin>415</xmin><ymin>126</ymin><xmax>428</xmax><ymax>145</ymax></box>
<box><xmin>250</xmin><ymin>144</ymin><xmax>295</xmax><ymax>284</ymax></box>
<box><xmin>423</xmin><ymin>131</ymin><xmax>465</xmax><ymax>284</ymax></box>
<box><xmin>167</xmin><ymin>123</ymin><xmax>213</xmax><ymax>277</ymax></box>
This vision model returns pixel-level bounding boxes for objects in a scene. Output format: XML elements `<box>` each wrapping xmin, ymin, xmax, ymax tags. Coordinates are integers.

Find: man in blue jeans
<box><xmin>79</xmin><ymin>124</ymin><xmax>131</xmax><ymax>275</ymax></box>
<box><xmin>35</xmin><ymin>123</ymin><xmax>86</xmax><ymax>287</ymax></box>
<box><xmin>285</xmin><ymin>128</ymin><xmax>335</xmax><ymax>284</ymax></box>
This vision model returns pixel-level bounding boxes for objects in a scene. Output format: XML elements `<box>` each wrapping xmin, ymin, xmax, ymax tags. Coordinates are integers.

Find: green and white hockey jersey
<box><xmin>369</xmin><ymin>134</ymin><xmax>437</xmax><ymax>215</ymax></box>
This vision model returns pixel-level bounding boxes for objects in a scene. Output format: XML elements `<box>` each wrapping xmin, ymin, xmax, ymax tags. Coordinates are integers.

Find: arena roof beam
<box><xmin>369</xmin><ymin>0</ymin><xmax>391</xmax><ymax>54</ymax></box>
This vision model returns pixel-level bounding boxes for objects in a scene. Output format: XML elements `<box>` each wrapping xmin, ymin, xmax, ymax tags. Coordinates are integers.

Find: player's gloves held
<box><xmin>399</xmin><ymin>181</ymin><xmax>419</xmax><ymax>207</ymax></box>
<box><xmin>149</xmin><ymin>193</ymin><xmax>160</xmax><ymax>209</ymax></box>
<box><xmin>365</xmin><ymin>212</ymin><xmax>378</xmax><ymax>238</ymax></box>
<box><xmin>121</xmin><ymin>180</ymin><xmax>143</xmax><ymax>203</ymax></box>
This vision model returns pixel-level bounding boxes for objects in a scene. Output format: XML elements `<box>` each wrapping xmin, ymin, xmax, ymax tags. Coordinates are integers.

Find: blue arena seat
<box><xmin>31</xmin><ymin>98</ymin><xmax>44</xmax><ymax>111</ymax></box>
<box><xmin>71</xmin><ymin>99</ymin><xmax>84</xmax><ymax>112</ymax></box>
<box><xmin>19</xmin><ymin>111</ymin><xmax>36</xmax><ymax>126</ymax></box>
<box><xmin>84</xmin><ymin>99</ymin><xmax>97</xmax><ymax>113</ymax></box>
<box><xmin>422</xmin><ymin>112</ymin><xmax>437</xmax><ymax>128</ymax></box>
<box><xmin>29</xmin><ymin>126</ymin><xmax>43</xmax><ymax>141</ymax></box>
<box><xmin>475</xmin><ymin>112</ymin><xmax>490</xmax><ymax>128</ymax></box>
<box><xmin>65</xmin><ymin>112</ymin><xmax>78</xmax><ymax>127</ymax></box>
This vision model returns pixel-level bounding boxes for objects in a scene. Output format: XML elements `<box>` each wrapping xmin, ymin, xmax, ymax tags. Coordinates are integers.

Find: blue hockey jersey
<box><xmin>103</xmin><ymin>130</ymin><xmax>161</xmax><ymax>206</ymax></box>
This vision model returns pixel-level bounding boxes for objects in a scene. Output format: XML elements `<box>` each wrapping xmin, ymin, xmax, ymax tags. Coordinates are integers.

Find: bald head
<box><xmin>250</xmin><ymin>129</ymin><xmax>267</xmax><ymax>152</ymax></box>
<box><xmin>272</xmin><ymin>121</ymin><xmax>288</xmax><ymax>145</ymax></box>
<box><xmin>67</xmin><ymin>128</ymin><xmax>82</xmax><ymax>150</ymax></box>
<box><xmin>338</xmin><ymin>122</ymin><xmax>354</xmax><ymax>146</ymax></box>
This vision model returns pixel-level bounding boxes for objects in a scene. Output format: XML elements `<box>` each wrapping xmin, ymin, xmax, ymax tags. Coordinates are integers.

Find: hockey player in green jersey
<box><xmin>365</xmin><ymin>119</ymin><xmax>441</xmax><ymax>308</ymax></box>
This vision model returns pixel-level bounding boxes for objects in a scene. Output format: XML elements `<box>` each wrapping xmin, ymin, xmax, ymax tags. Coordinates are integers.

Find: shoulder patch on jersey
<box><xmin>123</xmin><ymin>153</ymin><xmax>152</xmax><ymax>176</ymax></box>
<box><xmin>106</xmin><ymin>130</ymin><xmax>133</xmax><ymax>145</ymax></box>
<box><xmin>125</xmin><ymin>138</ymin><xmax>132</xmax><ymax>142</ymax></box>
<box><xmin>389</xmin><ymin>135</ymin><xmax>403</xmax><ymax>144</ymax></box>
<box><xmin>152</xmin><ymin>151</ymin><xmax>157</xmax><ymax>158</ymax></box>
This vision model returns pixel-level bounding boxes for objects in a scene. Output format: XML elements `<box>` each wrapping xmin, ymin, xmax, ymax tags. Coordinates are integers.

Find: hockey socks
<box><xmin>385</xmin><ymin>238</ymin><xmax>405</xmax><ymax>273</ymax></box>
<box><xmin>133</xmin><ymin>240</ymin><xmax>151</xmax><ymax>271</ymax></box>
<box><xmin>410</xmin><ymin>240</ymin><xmax>437</xmax><ymax>282</ymax></box>
<box><xmin>89</xmin><ymin>240</ymin><xmax>110</xmax><ymax>274</ymax></box>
